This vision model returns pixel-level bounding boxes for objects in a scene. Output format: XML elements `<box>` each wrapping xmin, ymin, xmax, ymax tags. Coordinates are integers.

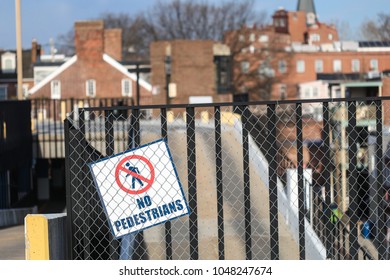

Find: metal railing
<box><xmin>63</xmin><ymin>97</ymin><xmax>390</xmax><ymax>260</ymax></box>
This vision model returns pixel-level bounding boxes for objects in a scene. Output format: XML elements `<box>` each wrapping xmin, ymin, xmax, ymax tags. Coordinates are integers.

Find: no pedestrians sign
<box><xmin>89</xmin><ymin>139</ymin><xmax>190</xmax><ymax>239</ymax></box>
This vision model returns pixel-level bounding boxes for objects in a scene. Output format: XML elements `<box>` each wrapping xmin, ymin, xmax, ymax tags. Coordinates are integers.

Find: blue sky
<box><xmin>0</xmin><ymin>0</ymin><xmax>388</xmax><ymax>50</ymax></box>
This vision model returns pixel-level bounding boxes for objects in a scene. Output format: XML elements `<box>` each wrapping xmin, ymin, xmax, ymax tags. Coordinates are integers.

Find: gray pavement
<box><xmin>0</xmin><ymin>225</ymin><xmax>25</xmax><ymax>260</ymax></box>
<box><xmin>0</xmin><ymin>201</ymin><xmax>66</xmax><ymax>260</ymax></box>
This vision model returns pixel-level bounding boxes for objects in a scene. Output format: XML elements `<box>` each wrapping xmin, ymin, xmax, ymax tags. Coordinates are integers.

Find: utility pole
<box><xmin>15</xmin><ymin>0</ymin><xmax>23</xmax><ymax>100</ymax></box>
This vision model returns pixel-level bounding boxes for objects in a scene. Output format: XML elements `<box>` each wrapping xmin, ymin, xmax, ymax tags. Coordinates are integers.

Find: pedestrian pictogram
<box><xmin>115</xmin><ymin>155</ymin><xmax>155</xmax><ymax>195</ymax></box>
<box><xmin>89</xmin><ymin>139</ymin><xmax>190</xmax><ymax>239</ymax></box>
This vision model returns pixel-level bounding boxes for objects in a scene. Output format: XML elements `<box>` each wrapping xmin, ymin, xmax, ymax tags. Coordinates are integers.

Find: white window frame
<box><xmin>86</xmin><ymin>79</ymin><xmax>96</xmax><ymax>97</ymax></box>
<box><xmin>304</xmin><ymin>88</ymin><xmax>311</xmax><ymax>98</ymax></box>
<box><xmin>315</xmin><ymin>60</ymin><xmax>323</xmax><ymax>73</ymax></box>
<box><xmin>296</xmin><ymin>60</ymin><xmax>305</xmax><ymax>73</ymax></box>
<box><xmin>370</xmin><ymin>59</ymin><xmax>379</xmax><ymax>71</ymax></box>
<box><xmin>0</xmin><ymin>85</ymin><xmax>8</xmax><ymax>100</ymax></box>
<box><xmin>259</xmin><ymin>35</ymin><xmax>269</xmax><ymax>43</ymax></box>
<box><xmin>50</xmin><ymin>80</ymin><xmax>61</xmax><ymax>100</ymax></box>
<box><xmin>121</xmin><ymin>79</ymin><xmax>132</xmax><ymax>97</ymax></box>
<box><xmin>1</xmin><ymin>52</ymin><xmax>16</xmax><ymax>73</ymax></box>
<box><xmin>313</xmin><ymin>87</ymin><xmax>319</xmax><ymax>98</ymax></box>
<box><xmin>351</xmin><ymin>59</ymin><xmax>360</xmax><ymax>72</ymax></box>
<box><xmin>333</xmin><ymin>60</ymin><xmax>342</xmax><ymax>72</ymax></box>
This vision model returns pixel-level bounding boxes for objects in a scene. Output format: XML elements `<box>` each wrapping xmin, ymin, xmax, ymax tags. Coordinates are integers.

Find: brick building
<box><xmin>0</xmin><ymin>40</ymin><xmax>41</xmax><ymax>100</ymax></box>
<box><xmin>29</xmin><ymin>20</ymin><xmax>152</xmax><ymax>104</ymax></box>
<box><xmin>150</xmin><ymin>40</ymin><xmax>233</xmax><ymax>107</ymax></box>
<box><xmin>225</xmin><ymin>0</ymin><xmax>390</xmax><ymax>101</ymax></box>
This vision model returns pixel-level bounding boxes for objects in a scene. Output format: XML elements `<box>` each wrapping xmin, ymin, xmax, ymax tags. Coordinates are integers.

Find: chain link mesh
<box><xmin>65</xmin><ymin>100</ymin><xmax>390</xmax><ymax>260</ymax></box>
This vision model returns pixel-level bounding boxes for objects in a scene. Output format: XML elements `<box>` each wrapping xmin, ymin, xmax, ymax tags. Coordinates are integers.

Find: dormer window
<box><xmin>306</xmin><ymin>12</ymin><xmax>316</xmax><ymax>25</ymax></box>
<box><xmin>1</xmin><ymin>52</ymin><xmax>16</xmax><ymax>73</ymax></box>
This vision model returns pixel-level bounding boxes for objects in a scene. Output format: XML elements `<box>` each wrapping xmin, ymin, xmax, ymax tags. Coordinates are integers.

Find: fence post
<box><xmin>186</xmin><ymin>106</ymin><xmax>199</xmax><ymax>260</ymax></box>
<box><xmin>214</xmin><ymin>106</ymin><xmax>225</xmax><ymax>260</ymax></box>
<box><xmin>375</xmin><ymin>100</ymin><xmax>387</xmax><ymax>260</ymax></box>
<box><xmin>240</xmin><ymin>105</ymin><xmax>252</xmax><ymax>260</ymax></box>
<box><xmin>296</xmin><ymin>103</ymin><xmax>306</xmax><ymax>260</ymax></box>
<box><xmin>267</xmin><ymin>104</ymin><xmax>279</xmax><ymax>260</ymax></box>
<box><xmin>322</xmin><ymin>102</ymin><xmax>333</xmax><ymax>259</ymax></box>
<box><xmin>347</xmin><ymin>101</ymin><xmax>359</xmax><ymax>260</ymax></box>
<box><xmin>160</xmin><ymin>107</ymin><xmax>173</xmax><ymax>260</ymax></box>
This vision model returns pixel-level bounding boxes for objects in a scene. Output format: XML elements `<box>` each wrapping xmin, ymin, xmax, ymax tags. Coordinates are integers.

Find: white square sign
<box><xmin>89</xmin><ymin>139</ymin><xmax>190</xmax><ymax>239</ymax></box>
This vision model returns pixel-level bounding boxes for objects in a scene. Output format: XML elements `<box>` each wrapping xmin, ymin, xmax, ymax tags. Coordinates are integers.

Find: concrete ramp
<box><xmin>133</xmin><ymin>121</ymin><xmax>302</xmax><ymax>260</ymax></box>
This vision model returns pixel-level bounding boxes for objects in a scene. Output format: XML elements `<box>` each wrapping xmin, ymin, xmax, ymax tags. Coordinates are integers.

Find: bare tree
<box><xmin>101</xmin><ymin>13</ymin><xmax>151</xmax><ymax>60</ymax></box>
<box><xmin>224</xmin><ymin>26</ymin><xmax>292</xmax><ymax>100</ymax></box>
<box><xmin>329</xmin><ymin>19</ymin><xmax>354</xmax><ymax>41</ymax></box>
<box><xmin>142</xmin><ymin>0</ymin><xmax>265</xmax><ymax>41</ymax></box>
<box><xmin>56</xmin><ymin>0</ymin><xmax>267</xmax><ymax>59</ymax></box>
<box><xmin>360</xmin><ymin>13</ymin><xmax>390</xmax><ymax>41</ymax></box>
<box><xmin>56</xmin><ymin>30</ymin><xmax>75</xmax><ymax>56</ymax></box>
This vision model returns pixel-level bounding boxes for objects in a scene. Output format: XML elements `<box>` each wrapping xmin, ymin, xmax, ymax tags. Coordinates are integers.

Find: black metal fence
<box><xmin>31</xmin><ymin>98</ymin><xmax>134</xmax><ymax>159</ymax></box>
<box><xmin>0</xmin><ymin>100</ymin><xmax>32</xmax><ymax>209</ymax></box>
<box><xmin>64</xmin><ymin>97</ymin><xmax>390</xmax><ymax>260</ymax></box>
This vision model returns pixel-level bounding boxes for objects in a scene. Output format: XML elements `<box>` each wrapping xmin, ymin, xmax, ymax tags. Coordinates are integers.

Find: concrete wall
<box><xmin>0</xmin><ymin>206</ymin><xmax>37</xmax><ymax>227</ymax></box>
<box><xmin>25</xmin><ymin>213</ymin><xmax>67</xmax><ymax>260</ymax></box>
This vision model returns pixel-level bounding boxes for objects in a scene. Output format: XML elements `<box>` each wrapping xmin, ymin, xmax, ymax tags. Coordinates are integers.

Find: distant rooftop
<box><xmin>297</xmin><ymin>0</ymin><xmax>317</xmax><ymax>15</ymax></box>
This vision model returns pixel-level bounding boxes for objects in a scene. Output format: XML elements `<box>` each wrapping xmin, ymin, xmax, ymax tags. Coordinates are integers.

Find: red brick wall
<box><xmin>150</xmin><ymin>40</ymin><xmax>232</xmax><ymax>106</ymax></box>
<box><xmin>288</xmin><ymin>11</ymin><xmax>307</xmax><ymax>43</ymax></box>
<box><xmin>30</xmin><ymin>58</ymin><xmax>151</xmax><ymax>103</ymax></box>
<box><xmin>308</xmin><ymin>24</ymin><xmax>339</xmax><ymax>45</ymax></box>
<box><xmin>74</xmin><ymin>21</ymin><xmax>104</xmax><ymax>62</ymax></box>
<box><xmin>383</xmin><ymin>77</ymin><xmax>390</xmax><ymax>126</ymax></box>
<box><xmin>104</xmin><ymin>29</ymin><xmax>122</xmax><ymax>61</ymax></box>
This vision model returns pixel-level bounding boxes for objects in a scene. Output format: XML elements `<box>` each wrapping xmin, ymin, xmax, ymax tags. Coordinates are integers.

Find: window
<box><xmin>304</xmin><ymin>88</ymin><xmax>311</xmax><ymax>98</ymax></box>
<box><xmin>86</xmin><ymin>79</ymin><xmax>96</xmax><ymax>97</ymax></box>
<box><xmin>1</xmin><ymin>52</ymin><xmax>16</xmax><ymax>73</ymax></box>
<box><xmin>4</xmin><ymin>59</ymin><xmax>13</xmax><ymax>69</ymax></box>
<box><xmin>333</xmin><ymin>60</ymin><xmax>342</xmax><ymax>72</ymax></box>
<box><xmin>310</xmin><ymin>34</ymin><xmax>321</xmax><ymax>42</ymax></box>
<box><xmin>328</xmin><ymin>34</ymin><xmax>334</xmax><ymax>41</ymax></box>
<box><xmin>241</xmin><ymin>61</ymin><xmax>249</xmax><ymax>73</ymax></box>
<box><xmin>249</xmin><ymin>33</ymin><xmax>256</xmax><ymax>42</ymax></box>
<box><xmin>239</xmin><ymin>34</ymin><xmax>245</xmax><ymax>42</ymax></box>
<box><xmin>0</xmin><ymin>86</ymin><xmax>7</xmax><ymax>100</ymax></box>
<box><xmin>278</xmin><ymin>60</ymin><xmax>287</xmax><ymax>73</ymax></box>
<box><xmin>259</xmin><ymin>35</ymin><xmax>269</xmax><ymax>43</ymax></box>
<box><xmin>313</xmin><ymin>87</ymin><xmax>319</xmax><ymax>98</ymax></box>
<box><xmin>121</xmin><ymin>79</ymin><xmax>132</xmax><ymax>97</ymax></box>
<box><xmin>352</xmin><ymin>59</ymin><xmax>360</xmax><ymax>72</ymax></box>
<box><xmin>215</xmin><ymin>55</ymin><xmax>231</xmax><ymax>93</ymax></box>
<box><xmin>296</xmin><ymin>60</ymin><xmax>305</xmax><ymax>73</ymax></box>
<box><xmin>50</xmin><ymin>80</ymin><xmax>61</xmax><ymax>99</ymax></box>
<box><xmin>315</xmin><ymin>60</ymin><xmax>323</xmax><ymax>73</ymax></box>
<box><xmin>370</xmin><ymin>59</ymin><xmax>379</xmax><ymax>71</ymax></box>
<box><xmin>306</xmin><ymin>13</ymin><xmax>316</xmax><ymax>25</ymax></box>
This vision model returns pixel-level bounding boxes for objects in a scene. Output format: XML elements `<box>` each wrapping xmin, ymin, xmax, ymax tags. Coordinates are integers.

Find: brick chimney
<box><xmin>31</xmin><ymin>39</ymin><xmax>41</xmax><ymax>63</ymax></box>
<box><xmin>104</xmin><ymin>29</ymin><xmax>122</xmax><ymax>61</ymax></box>
<box><xmin>74</xmin><ymin>20</ymin><xmax>104</xmax><ymax>61</ymax></box>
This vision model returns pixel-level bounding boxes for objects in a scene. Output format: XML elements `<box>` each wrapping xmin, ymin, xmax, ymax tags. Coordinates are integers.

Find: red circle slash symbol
<box><xmin>115</xmin><ymin>155</ymin><xmax>155</xmax><ymax>195</ymax></box>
